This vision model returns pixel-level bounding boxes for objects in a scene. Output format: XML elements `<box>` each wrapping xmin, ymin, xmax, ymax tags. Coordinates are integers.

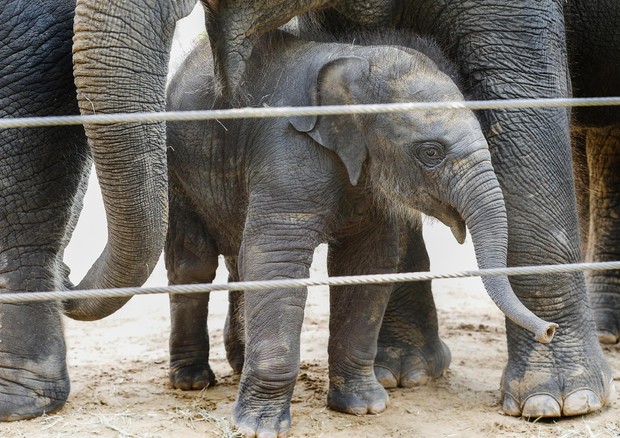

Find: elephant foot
<box><xmin>595</xmin><ymin>310</ymin><xmax>620</xmax><ymax>344</ymax></box>
<box><xmin>592</xmin><ymin>295</ymin><xmax>620</xmax><ymax>344</ymax></box>
<box><xmin>233</xmin><ymin>398</ymin><xmax>291</xmax><ymax>437</ymax></box>
<box><xmin>327</xmin><ymin>376</ymin><xmax>389</xmax><ymax>415</ymax></box>
<box><xmin>170</xmin><ymin>361</ymin><xmax>216</xmax><ymax>391</ymax></box>
<box><xmin>0</xmin><ymin>302</ymin><xmax>70</xmax><ymax>421</ymax></box>
<box><xmin>374</xmin><ymin>339</ymin><xmax>451</xmax><ymax>388</ymax></box>
<box><xmin>501</xmin><ymin>327</ymin><xmax>614</xmax><ymax>418</ymax></box>
<box><xmin>226</xmin><ymin>349</ymin><xmax>244</xmax><ymax>375</ymax></box>
<box><xmin>0</xmin><ymin>367</ymin><xmax>69</xmax><ymax>421</ymax></box>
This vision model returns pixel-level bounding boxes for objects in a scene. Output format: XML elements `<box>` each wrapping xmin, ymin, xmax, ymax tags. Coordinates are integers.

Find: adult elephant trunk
<box><xmin>454</xmin><ymin>163</ymin><xmax>558</xmax><ymax>343</ymax></box>
<box><xmin>64</xmin><ymin>0</ymin><xmax>196</xmax><ymax>320</ymax></box>
<box><xmin>203</xmin><ymin>0</ymin><xmax>331</xmax><ymax>93</ymax></box>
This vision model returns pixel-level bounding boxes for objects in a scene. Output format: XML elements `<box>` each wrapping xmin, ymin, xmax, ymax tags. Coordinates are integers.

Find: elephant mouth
<box><xmin>371</xmin><ymin>177</ymin><xmax>466</xmax><ymax>243</ymax></box>
<box><xmin>419</xmin><ymin>195</ymin><xmax>467</xmax><ymax>244</ymax></box>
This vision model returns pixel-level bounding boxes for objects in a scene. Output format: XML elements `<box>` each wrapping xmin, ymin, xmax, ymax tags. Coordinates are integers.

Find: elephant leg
<box><xmin>223</xmin><ymin>257</ymin><xmax>245</xmax><ymax>374</ymax></box>
<box><xmin>584</xmin><ymin>125</ymin><xmax>620</xmax><ymax>344</ymax></box>
<box><xmin>0</xmin><ymin>111</ymin><xmax>88</xmax><ymax>421</ymax></box>
<box><xmin>422</xmin><ymin>1</ymin><xmax>613</xmax><ymax>417</ymax></box>
<box><xmin>296</xmin><ymin>0</ymin><xmax>612</xmax><ymax>414</ymax></box>
<box><xmin>326</xmin><ymin>218</ymin><xmax>397</xmax><ymax>415</ymax></box>
<box><xmin>0</xmin><ymin>1</ymin><xmax>90</xmax><ymax>420</ymax></box>
<box><xmin>493</xmin><ymin>88</ymin><xmax>613</xmax><ymax>415</ymax></box>
<box><xmin>165</xmin><ymin>198</ymin><xmax>218</xmax><ymax>390</ymax></box>
<box><xmin>571</xmin><ymin>128</ymin><xmax>589</xmax><ymax>254</ymax></box>
<box><xmin>168</xmin><ymin>292</ymin><xmax>215</xmax><ymax>390</ymax></box>
<box><xmin>374</xmin><ymin>224</ymin><xmax>451</xmax><ymax>389</ymax></box>
<box><xmin>233</xmin><ymin>214</ymin><xmax>323</xmax><ymax>437</ymax></box>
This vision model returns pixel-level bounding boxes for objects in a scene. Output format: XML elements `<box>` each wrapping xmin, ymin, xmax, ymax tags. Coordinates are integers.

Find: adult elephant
<box><xmin>567</xmin><ymin>0</ymin><xmax>620</xmax><ymax>344</ymax></box>
<box><xmin>70</xmin><ymin>0</ymin><xmax>612</xmax><ymax>424</ymax></box>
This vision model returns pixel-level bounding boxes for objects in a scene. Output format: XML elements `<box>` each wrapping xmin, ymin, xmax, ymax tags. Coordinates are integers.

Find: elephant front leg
<box><xmin>233</xmin><ymin>219</ymin><xmax>321</xmax><ymax>437</ymax></box>
<box><xmin>375</xmin><ymin>225</ymin><xmax>451</xmax><ymax>389</ymax></box>
<box><xmin>492</xmin><ymin>102</ymin><xmax>613</xmax><ymax>417</ymax></box>
<box><xmin>584</xmin><ymin>125</ymin><xmax>620</xmax><ymax>344</ymax></box>
<box><xmin>0</xmin><ymin>138</ymin><xmax>87</xmax><ymax>420</ymax></box>
<box><xmin>496</xmin><ymin>117</ymin><xmax>613</xmax><ymax>416</ymax></box>
<box><xmin>326</xmin><ymin>221</ymin><xmax>397</xmax><ymax>415</ymax></box>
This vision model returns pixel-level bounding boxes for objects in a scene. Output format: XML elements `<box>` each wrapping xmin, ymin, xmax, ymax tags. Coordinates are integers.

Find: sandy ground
<box><xmin>1</xmin><ymin>226</ymin><xmax>619</xmax><ymax>437</ymax></box>
<box><xmin>2</xmin><ymin>7</ymin><xmax>619</xmax><ymax>437</ymax></box>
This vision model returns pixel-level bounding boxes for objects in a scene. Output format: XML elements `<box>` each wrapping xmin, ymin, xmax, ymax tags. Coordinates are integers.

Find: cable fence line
<box><xmin>2</xmin><ymin>260</ymin><xmax>620</xmax><ymax>304</ymax></box>
<box><xmin>2</xmin><ymin>96</ymin><xmax>620</xmax><ymax>129</ymax></box>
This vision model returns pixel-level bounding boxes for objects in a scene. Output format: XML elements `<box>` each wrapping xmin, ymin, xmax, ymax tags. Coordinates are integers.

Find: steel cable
<box><xmin>1</xmin><ymin>97</ymin><xmax>620</xmax><ymax>129</ymax></box>
<box><xmin>2</xmin><ymin>260</ymin><xmax>620</xmax><ymax>303</ymax></box>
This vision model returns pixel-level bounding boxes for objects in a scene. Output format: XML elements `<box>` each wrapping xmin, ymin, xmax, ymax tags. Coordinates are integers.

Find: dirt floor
<box><xmin>1</xmin><ymin>232</ymin><xmax>619</xmax><ymax>437</ymax></box>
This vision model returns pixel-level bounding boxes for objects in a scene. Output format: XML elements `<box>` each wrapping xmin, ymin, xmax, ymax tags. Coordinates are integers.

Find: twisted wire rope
<box><xmin>1</xmin><ymin>97</ymin><xmax>620</xmax><ymax>129</ymax></box>
<box><xmin>3</xmin><ymin>261</ymin><xmax>620</xmax><ymax>303</ymax></box>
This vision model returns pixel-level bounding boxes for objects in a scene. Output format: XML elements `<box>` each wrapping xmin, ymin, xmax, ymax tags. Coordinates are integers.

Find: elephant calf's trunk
<box><xmin>483</xmin><ymin>277</ymin><xmax>558</xmax><ymax>343</ymax></box>
<box><xmin>461</xmin><ymin>178</ymin><xmax>558</xmax><ymax>343</ymax></box>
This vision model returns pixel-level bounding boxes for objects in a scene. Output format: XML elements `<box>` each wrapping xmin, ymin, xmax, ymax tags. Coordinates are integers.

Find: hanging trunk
<box><xmin>455</xmin><ymin>167</ymin><xmax>558</xmax><ymax>343</ymax></box>
<box><xmin>64</xmin><ymin>0</ymin><xmax>197</xmax><ymax>320</ymax></box>
<box><xmin>203</xmin><ymin>0</ymin><xmax>331</xmax><ymax>93</ymax></box>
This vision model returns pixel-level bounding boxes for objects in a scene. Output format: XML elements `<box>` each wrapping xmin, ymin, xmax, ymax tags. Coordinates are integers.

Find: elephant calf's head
<box><xmin>290</xmin><ymin>46</ymin><xmax>489</xmax><ymax>242</ymax></box>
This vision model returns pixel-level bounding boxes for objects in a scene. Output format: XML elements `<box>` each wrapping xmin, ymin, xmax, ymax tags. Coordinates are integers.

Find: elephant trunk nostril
<box><xmin>536</xmin><ymin>324</ymin><xmax>559</xmax><ymax>344</ymax></box>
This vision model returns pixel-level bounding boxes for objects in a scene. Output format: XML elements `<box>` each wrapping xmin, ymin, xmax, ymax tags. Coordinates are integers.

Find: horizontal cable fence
<box><xmin>2</xmin><ymin>95</ymin><xmax>620</xmax><ymax>303</ymax></box>
<box><xmin>1</xmin><ymin>96</ymin><xmax>620</xmax><ymax>129</ymax></box>
<box><xmin>3</xmin><ymin>261</ymin><xmax>620</xmax><ymax>303</ymax></box>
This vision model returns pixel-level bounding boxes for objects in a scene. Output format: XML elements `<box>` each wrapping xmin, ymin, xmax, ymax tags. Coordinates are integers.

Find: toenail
<box><xmin>521</xmin><ymin>394</ymin><xmax>562</xmax><ymax>418</ymax></box>
<box><xmin>563</xmin><ymin>389</ymin><xmax>603</xmax><ymax>416</ymax></box>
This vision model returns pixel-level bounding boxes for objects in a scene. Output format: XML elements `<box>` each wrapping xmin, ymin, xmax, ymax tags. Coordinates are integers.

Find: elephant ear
<box><xmin>290</xmin><ymin>56</ymin><xmax>371</xmax><ymax>186</ymax></box>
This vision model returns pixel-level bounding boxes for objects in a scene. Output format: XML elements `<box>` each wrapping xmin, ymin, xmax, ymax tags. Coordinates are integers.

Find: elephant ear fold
<box><xmin>289</xmin><ymin>56</ymin><xmax>371</xmax><ymax>186</ymax></box>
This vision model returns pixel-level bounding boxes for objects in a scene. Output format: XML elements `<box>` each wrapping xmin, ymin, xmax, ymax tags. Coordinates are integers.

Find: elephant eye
<box><xmin>414</xmin><ymin>142</ymin><xmax>446</xmax><ymax>168</ymax></box>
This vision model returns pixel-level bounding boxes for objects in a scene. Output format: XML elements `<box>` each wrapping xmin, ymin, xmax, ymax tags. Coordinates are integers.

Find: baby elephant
<box><xmin>165</xmin><ymin>30</ymin><xmax>556</xmax><ymax>437</ymax></box>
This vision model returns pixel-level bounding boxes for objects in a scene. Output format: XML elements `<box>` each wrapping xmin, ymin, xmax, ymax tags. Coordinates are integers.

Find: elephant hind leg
<box><xmin>327</xmin><ymin>218</ymin><xmax>397</xmax><ymax>415</ymax></box>
<box><xmin>375</xmin><ymin>223</ymin><xmax>451</xmax><ymax>389</ymax></box>
<box><xmin>165</xmin><ymin>201</ymin><xmax>219</xmax><ymax>390</ymax></box>
<box><xmin>223</xmin><ymin>257</ymin><xmax>245</xmax><ymax>374</ymax></box>
<box><xmin>583</xmin><ymin>125</ymin><xmax>620</xmax><ymax>344</ymax></box>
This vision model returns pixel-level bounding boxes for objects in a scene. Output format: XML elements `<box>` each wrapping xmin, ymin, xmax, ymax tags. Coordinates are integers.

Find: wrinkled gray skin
<box><xmin>165</xmin><ymin>30</ymin><xmax>555</xmax><ymax>436</ymax></box>
<box><xmin>69</xmin><ymin>0</ymin><xmax>612</xmax><ymax>428</ymax></box>
<box><xmin>1</xmin><ymin>0</ymin><xmax>612</xmax><ymax>427</ymax></box>
<box><xmin>567</xmin><ymin>1</ymin><xmax>620</xmax><ymax>344</ymax></box>
<box><xmin>0</xmin><ymin>0</ymin><xmax>91</xmax><ymax>420</ymax></box>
